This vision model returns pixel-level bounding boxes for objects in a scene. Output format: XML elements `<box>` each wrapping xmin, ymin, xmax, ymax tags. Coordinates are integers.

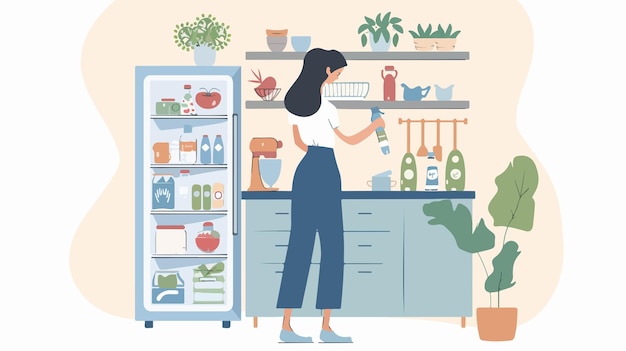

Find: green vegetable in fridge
<box><xmin>197</xmin><ymin>262</ymin><xmax>225</xmax><ymax>277</ymax></box>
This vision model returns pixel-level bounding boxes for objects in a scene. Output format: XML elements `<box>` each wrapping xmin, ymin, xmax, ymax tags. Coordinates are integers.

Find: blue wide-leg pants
<box><xmin>276</xmin><ymin>146</ymin><xmax>344</xmax><ymax>310</ymax></box>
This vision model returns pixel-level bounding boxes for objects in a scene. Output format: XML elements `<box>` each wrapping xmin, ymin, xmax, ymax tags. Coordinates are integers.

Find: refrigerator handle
<box><xmin>233</xmin><ymin>112</ymin><xmax>239</xmax><ymax>236</ymax></box>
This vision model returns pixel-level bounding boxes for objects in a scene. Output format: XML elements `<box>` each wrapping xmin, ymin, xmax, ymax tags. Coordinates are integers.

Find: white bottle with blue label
<box><xmin>425</xmin><ymin>151</ymin><xmax>439</xmax><ymax>191</ymax></box>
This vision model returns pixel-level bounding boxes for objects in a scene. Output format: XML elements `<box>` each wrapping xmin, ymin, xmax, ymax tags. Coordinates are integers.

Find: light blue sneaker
<box><xmin>319</xmin><ymin>329</ymin><xmax>353</xmax><ymax>343</ymax></box>
<box><xmin>279</xmin><ymin>329</ymin><xmax>313</xmax><ymax>343</ymax></box>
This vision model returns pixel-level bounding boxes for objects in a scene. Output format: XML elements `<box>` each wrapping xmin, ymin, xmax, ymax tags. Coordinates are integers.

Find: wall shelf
<box><xmin>245</xmin><ymin>51</ymin><xmax>470</xmax><ymax>61</ymax></box>
<box><xmin>246</xmin><ymin>100</ymin><xmax>469</xmax><ymax>109</ymax></box>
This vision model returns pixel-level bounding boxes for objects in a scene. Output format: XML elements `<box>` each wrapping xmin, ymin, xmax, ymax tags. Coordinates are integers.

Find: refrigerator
<box><xmin>134</xmin><ymin>66</ymin><xmax>241</xmax><ymax>328</ymax></box>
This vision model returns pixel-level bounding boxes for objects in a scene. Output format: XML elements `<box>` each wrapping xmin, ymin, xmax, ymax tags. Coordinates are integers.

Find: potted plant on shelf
<box><xmin>408</xmin><ymin>23</ymin><xmax>436</xmax><ymax>51</ymax></box>
<box><xmin>173</xmin><ymin>13</ymin><xmax>231</xmax><ymax>66</ymax></box>
<box><xmin>422</xmin><ymin>155</ymin><xmax>539</xmax><ymax>341</ymax></box>
<box><xmin>357</xmin><ymin>11</ymin><xmax>404</xmax><ymax>52</ymax></box>
<box><xmin>431</xmin><ymin>23</ymin><xmax>461</xmax><ymax>51</ymax></box>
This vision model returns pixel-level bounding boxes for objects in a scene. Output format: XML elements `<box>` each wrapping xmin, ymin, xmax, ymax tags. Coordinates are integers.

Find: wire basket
<box><xmin>255</xmin><ymin>88</ymin><xmax>281</xmax><ymax>101</ymax></box>
<box><xmin>322</xmin><ymin>82</ymin><xmax>370</xmax><ymax>100</ymax></box>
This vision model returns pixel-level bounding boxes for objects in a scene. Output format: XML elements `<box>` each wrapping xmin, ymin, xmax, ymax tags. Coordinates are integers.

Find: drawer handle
<box><xmin>357</xmin><ymin>244</ymin><xmax>372</xmax><ymax>248</ymax></box>
<box><xmin>275</xmin><ymin>212</ymin><xmax>290</xmax><ymax>215</ymax></box>
<box><xmin>275</xmin><ymin>244</ymin><xmax>288</xmax><ymax>248</ymax></box>
<box><xmin>357</xmin><ymin>270</ymin><xmax>372</xmax><ymax>274</ymax></box>
<box><xmin>357</xmin><ymin>212</ymin><xmax>372</xmax><ymax>215</ymax></box>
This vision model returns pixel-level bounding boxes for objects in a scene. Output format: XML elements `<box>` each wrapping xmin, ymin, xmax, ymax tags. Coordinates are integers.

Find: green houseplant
<box><xmin>422</xmin><ymin>155</ymin><xmax>539</xmax><ymax>341</ymax></box>
<box><xmin>357</xmin><ymin>11</ymin><xmax>404</xmax><ymax>51</ymax></box>
<box><xmin>173</xmin><ymin>13</ymin><xmax>231</xmax><ymax>65</ymax></box>
<box><xmin>409</xmin><ymin>24</ymin><xmax>436</xmax><ymax>51</ymax></box>
<box><xmin>431</xmin><ymin>23</ymin><xmax>461</xmax><ymax>51</ymax></box>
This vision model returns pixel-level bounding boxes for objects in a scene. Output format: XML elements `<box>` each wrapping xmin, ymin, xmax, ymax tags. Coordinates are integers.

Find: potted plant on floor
<box><xmin>173</xmin><ymin>13</ymin><xmax>231</xmax><ymax>65</ymax></box>
<box><xmin>357</xmin><ymin>11</ymin><xmax>404</xmax><ymax>52</ymax></box>
<box><xmin>431</xmin><ymin>23</ymin><xmax>461</xmax><ymax>51</ymax></box>
<box><xmin>422</xmin><ymin>155</ymin><xmax>539</xmax><ymax>341</ymax></box>
<box><xmin>409</xmin><ymin>23</ymin><xmax>436</xmax><ymax>51</ymax></box>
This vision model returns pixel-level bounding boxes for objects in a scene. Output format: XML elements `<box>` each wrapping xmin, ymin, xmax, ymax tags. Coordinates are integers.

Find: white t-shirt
<box><xmin>287</xmin><ymin>97</ymin><xmax>339</xmax><ymax>148</ymax></box>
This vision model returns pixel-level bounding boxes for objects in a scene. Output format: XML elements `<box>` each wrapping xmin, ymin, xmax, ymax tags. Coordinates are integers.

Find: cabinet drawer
<box><xmin>334</xmin><ymin>263</ymin><xmax>403</xmax><ymax>316</ymax></box>
<box><xmin>344</xmin><ymin>231</ymin><xmax>402</xmax><ymax>264</ymax></box>
<box><xmin>245</xmin><ymin>263</ymin><xmax>320</xmax><ymax>317</ymax></box>
<box><xmin>247</xmin><ymin>231</ymin><xmax>321</xmax><ymax>264</ymax></box>
<box><xmin>246</xmin><ymin>200</ymin><xmax>291</xmax><ymax>231</ymax></box>
<box><xmin>342</xmin><ymin>200</ymin><xmax>402</xmax><ymax>231</ymax></box>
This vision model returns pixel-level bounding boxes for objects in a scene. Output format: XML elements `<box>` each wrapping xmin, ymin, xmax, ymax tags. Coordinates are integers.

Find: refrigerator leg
<box><xmin>222</xmin><ymin>321</ymin><xmax>231</xmax><ymax>328</ymax></box>
<box><xmin>144</xmin><ymin>321</ymin><xmax>153</xmax><ymax>328</ymax></box>
<box><xmin>253</xmin><ymin>316</ymin><xmax>258</xmax><ymax>328</ymax></box>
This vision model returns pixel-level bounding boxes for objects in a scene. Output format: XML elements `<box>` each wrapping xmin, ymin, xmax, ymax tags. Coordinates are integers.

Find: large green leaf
<box><xmin>488</xmin><ymin>155</ymin><xmax>539</xmax><ymax>231</ymax></box>
<box><xmin>485</xmin><ymin>241</ymin><xmax>520</xmax><ymax>293</ymax></box>
<box><xmin>423</xmin><ymin>200</ymin><xmax>495</xmax><ymax>254</ymax></box>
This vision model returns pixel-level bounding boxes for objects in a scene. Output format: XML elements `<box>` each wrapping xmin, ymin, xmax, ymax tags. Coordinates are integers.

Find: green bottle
<box><xmin>400</xmin><ymin>153</ymin><xmax>417</xmax><ymax>191</ymax></box>
<box><xmin>202</xmin><ymin>184</ymin><xmax>212</xmax><ymax>210</ymax></box>
<box><xmin>192</xmin><ymin>184</ymin><xmax>202</xmax><ymax>210</ymax></box>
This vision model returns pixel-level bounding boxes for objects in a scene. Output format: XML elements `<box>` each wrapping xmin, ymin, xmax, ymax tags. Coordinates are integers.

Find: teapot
<box><xmin>401</xmin><ymin>83</ymin><xmax>431</xmax><ymax>101</ymax></box>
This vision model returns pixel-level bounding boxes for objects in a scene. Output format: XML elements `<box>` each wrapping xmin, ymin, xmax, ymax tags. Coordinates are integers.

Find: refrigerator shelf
<box><xmin>151</xmin><ymin>210</ymin><xmax>228</xmax><ymax>215</ymax></box>
<box><xmin>152</xmin><ymin>254</ymin><xmax>228</xmax><ymax>259</ymax></box>
<box><xmin>150</xmin><ymin>115</ymin><xmax>229</xmax><ymax>119</ymax></box>
<box><xmin>150</xmin><ymin>164</ymin><xmax>228</xmax><ymax>169</ymax></box>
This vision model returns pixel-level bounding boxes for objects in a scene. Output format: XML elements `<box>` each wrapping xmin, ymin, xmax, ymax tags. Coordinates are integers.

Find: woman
<box><xmin>276</xmin><ymin>48</ymin><xmax>385</xmax><ymax>343</ymax></box>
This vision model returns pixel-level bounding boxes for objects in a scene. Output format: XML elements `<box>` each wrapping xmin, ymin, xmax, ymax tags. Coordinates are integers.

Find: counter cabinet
<box><xmin>244</xmin><ymin>192</ymin><xmax>474</xmax><ymax>327</ymax></box>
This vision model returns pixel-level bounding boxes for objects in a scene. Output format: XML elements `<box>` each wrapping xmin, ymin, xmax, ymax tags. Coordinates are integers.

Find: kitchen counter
<box><xmin>242</xmin><ymin>190</ymin><xmax>475</xmax><ymax>200</ymax></box>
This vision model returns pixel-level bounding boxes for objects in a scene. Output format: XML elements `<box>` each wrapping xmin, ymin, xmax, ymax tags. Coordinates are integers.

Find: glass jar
<box><xmin>195</xmin><ymin>221</ymin><xmax>220</xmax><ymax>253</ymax></box>
<box><xmin>176</xmin><ymin>169</ymin><xmax>191</xmax><ymax>210</ymax></box>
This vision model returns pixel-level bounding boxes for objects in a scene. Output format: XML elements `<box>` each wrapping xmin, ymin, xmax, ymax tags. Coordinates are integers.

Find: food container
<box><xmin>152</xmin><ymin>174</ymin><xmax>175</xmax><ymax>209</ymax></box>
<box><xmin>152</xmin><ymin>270</ymin><xmax>185</xmax><ymax>304</ymax></box>
<box><xmin>155</xmin><ymin>224</ymin><xmax>187</xmax><ymax>254</ymax></box>
<box><xmin>155</xmin><ymin>98</ymin><xmax>181</xmax><ymax>115</ymax></box>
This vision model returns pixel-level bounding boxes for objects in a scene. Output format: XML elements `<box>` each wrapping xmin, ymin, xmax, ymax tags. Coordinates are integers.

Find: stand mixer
<box><xmin>248</xmin><ymin>137</ymin><xmax>283</xmax><ymax>191</ymax></box>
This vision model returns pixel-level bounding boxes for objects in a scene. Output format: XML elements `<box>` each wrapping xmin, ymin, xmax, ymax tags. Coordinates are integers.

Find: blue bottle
<box><xmin>213</xmin><ymin>134</ymin><xmax>224</xmax><ymax>164</ymax></box>
<box><xmin>200</xmin><ymin>134</ymin><xmax>211</xmax><ymax>164</ymax></box>
<box><xmin>370</xmin><ymin>106</ymin><xmax>390</xmax><ymax>155</ymax></box>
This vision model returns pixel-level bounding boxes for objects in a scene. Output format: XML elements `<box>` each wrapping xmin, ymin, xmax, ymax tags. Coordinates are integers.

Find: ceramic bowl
<box><xmin>290</xmin><ymin>36</ymin><xmax>311</xmax><ymax>52</ymax></box>
<box><xmin>266</xmin><ymin>29</ymin><xmax>288</xmax><ymax>36</ymax></box>
<box><xmin>266</xmin><ymin>36</ymin><xmax>287</xmax><ymax>52</ymax></box>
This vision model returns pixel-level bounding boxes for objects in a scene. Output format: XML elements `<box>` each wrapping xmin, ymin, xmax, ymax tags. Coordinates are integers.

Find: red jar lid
<box><xmin>203</xmin><ymin>221</ymin><xmax>214</xmax><ymax>227</ymax></box>
<box><xmin>156</xmin><ymin>225</ymin><xmax>185</xmax><ymax>229</ymax></box>
<box><xmin>184</xmin><ymin>84</ymin><xmax>191</xmax><ymax>89</ymax></box>
<box><xmin>180</xmin><ymin>169</ymin><xmax>190</xmax><ymax>174</ymax></box>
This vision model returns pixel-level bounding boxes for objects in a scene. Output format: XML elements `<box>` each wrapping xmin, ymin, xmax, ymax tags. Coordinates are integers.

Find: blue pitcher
<box><xmin>401</xmin><ymin>83</ymin><xmax>431</xmax><ymax>101</ymax></box>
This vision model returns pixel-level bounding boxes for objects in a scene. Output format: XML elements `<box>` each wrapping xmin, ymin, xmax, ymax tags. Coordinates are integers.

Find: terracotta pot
<box><xmin>413</xmin><ymin>38</ymin><xmax>436</xmax><ymax>51</ymax></box>
<box><xmin>476</xmin><ymin>307</ymin><xmax>518</xmax><ymax>341</ymax></box>
<box><xmin>436</xmin><ymin>38</ymin><xmax>457</xmax><ymax>51</ymax></box>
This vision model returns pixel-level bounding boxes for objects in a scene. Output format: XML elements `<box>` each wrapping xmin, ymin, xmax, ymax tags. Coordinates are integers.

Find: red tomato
<box><xmin>195</xmin><ymin>88</ymin><xmax>222</xmax><ymax>109</ymax></box>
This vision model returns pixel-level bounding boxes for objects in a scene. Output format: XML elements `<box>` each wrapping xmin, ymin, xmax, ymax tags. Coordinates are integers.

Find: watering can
<box><xmin>401</xmin><ymin>83</ymin><xmax>431</xmax><ymax>101</ymax></box>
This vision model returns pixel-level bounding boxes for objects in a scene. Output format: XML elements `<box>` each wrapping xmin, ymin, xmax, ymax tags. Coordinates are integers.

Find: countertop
<box><xmin>242</xmin><ymin>190</ymin><xmax>475</xmax><ymax>200</ymax></box>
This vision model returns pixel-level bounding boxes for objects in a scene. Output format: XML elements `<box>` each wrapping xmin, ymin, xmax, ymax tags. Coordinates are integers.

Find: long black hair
<box><xmin>284</xmin><ymin>48</ymin><xmax>347</xmax><ymax>117</ymax></box>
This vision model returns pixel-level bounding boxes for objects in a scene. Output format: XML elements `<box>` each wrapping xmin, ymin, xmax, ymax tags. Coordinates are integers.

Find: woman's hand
<box><xmin>334</xmin><ymin>116</ymin><xmax>386</xmax><ymax>145</ymax></box>
<box><xmin>372</xmin><ymin>117</ymin><xmax>385</xmax><ymax>130</ymax></box>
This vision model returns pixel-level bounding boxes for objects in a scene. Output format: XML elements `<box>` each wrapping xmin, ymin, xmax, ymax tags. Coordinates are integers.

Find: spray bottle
<box><xmin>370</xmin><ymin>106</ymin><xmax>390</xmax><ymax>155</ymax></box>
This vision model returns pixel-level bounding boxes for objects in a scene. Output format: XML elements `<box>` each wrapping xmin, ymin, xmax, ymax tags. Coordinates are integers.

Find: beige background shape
<box><xmin>72</xmin><ymin>0</ymin><xmax>562</xmax><ymax>326</ymax></box>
